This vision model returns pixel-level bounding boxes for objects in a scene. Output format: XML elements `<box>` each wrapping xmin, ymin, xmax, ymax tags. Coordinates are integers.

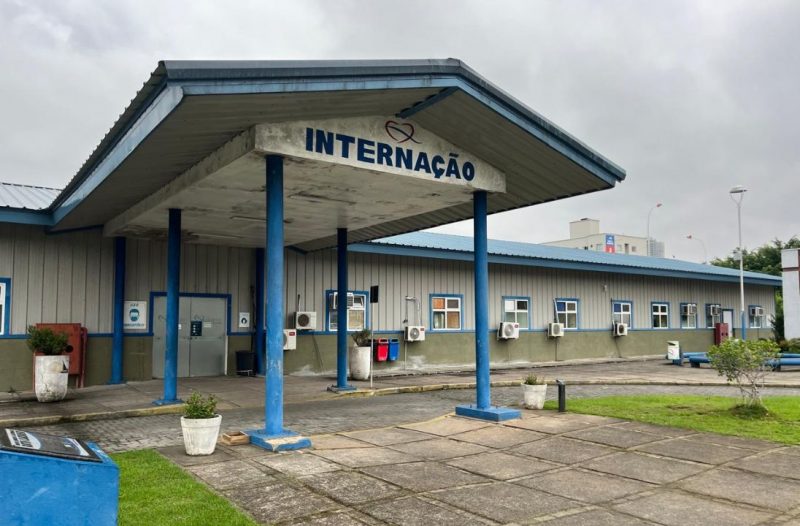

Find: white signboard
<box><xmin>255</xmin><ymin>116</ymin><xmax>506</xmax><ymax>193</ymax></box>
<box><xmin>238</xmin><ymin>312</ymin><xmax>251</xmax><ymax>329</ymax></box>
<box><xmin>123</xmin><ymin>301</ymin><xmax>147</xmax><ymax>331</ymax></box>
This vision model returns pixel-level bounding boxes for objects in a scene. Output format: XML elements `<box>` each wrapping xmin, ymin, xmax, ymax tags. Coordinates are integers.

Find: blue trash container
<box><xmin>388</xmin><ymin>338</ymin><xmax>400</xmax><ymax>361</ymax></box>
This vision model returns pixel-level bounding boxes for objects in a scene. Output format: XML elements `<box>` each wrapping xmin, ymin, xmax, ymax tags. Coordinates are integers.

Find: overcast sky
<box><xmin>0</xmin><ymin>0</ymin><xmax>797</xmax><ymax>261</ymax></box>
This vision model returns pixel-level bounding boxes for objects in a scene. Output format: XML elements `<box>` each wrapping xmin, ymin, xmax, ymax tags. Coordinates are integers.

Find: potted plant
<box><xmin>26</xmin><ymin>326</ymin><xmax>71</xmax><ymax>402</ymax></box>
<box><xmin>522</xmin><ymin>374</ymin><xmax>547</xmax><ymax>409</ymax></box>
<box><xmin>348</xmin><ymin>328</ymin><xmax>372</xmax><ymax>381</ymax></box>
<box><xmin>181</xmin><ymin>391</ymin><xmax>222</xmax><ymax>456</ymax></box>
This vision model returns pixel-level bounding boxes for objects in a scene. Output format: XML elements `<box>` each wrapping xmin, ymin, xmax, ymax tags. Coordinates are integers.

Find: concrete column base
<box><xmin>455</xmin><ymin>404</ymin><xmax>521</xmax><ymax>422</ymax></box>
<box><xmin>327</xmin><ymin>384</ymin><xmax>357</xmax><ymax>393</ymax></box>
<box><xmin>245</xmin><ymin>429</ymin><xmax>311</xmax><ymax>451</ymax></box>
<box><xmin>152</xmin><ymin>398</ymin><xmax>183</xmax><ymax>406</ymax></box>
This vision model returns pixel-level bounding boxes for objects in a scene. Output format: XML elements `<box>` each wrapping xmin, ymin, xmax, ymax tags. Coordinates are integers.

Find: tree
<box><xmin>711</xmin><ymin>237</ymin><xmax>800</xmax><ymax>276</ymax></box>
<box><xmin>708</xmin><ymin>338</ymin><xmax>780</xmax><ymax>410</ymax></box>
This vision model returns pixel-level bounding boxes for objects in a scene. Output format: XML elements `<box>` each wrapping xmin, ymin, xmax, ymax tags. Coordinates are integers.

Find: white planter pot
<box><xmin>348</xmin><ymin>345</ymin><xmax>371</xmax><ymax>381</ymax></box>
<box><xmin>34</xmin><ymin>355</ymin><xmax>70</xmax><ymax>403</ymax></box>
<box><xmin>181</xmin><ymin>415</ymin><xmax>222</xmax><ymax>456</ymax></box>
<box><xmin>522</xmin><ymin>383</ymin><xmax>547</xmax><ymax>409</ymax></box>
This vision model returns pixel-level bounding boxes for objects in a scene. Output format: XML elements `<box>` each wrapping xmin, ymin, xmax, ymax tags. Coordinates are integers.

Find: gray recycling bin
<box><xmin>0</xmin><ymin>428</ymin><xmax>119</xmax><ymax>525</ymax></box>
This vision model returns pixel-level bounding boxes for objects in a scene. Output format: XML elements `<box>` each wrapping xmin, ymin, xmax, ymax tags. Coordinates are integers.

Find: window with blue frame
<box><xmin>0</xmin><ymin>279</ymin><xmax>8</xmax><ymax>336</ymax></box>
<box><xmin>555</xmin><ymin>299</ymin><xmax>578</xmax><ymax>329</ymax></box>
<box><xmin>503</xmin><ymin>298</ymin><xmax>530</xmax><ymax>329</ymax></box>
<box><xmin>652</xmin><ymin>303</ymin><xmax>669</xmax><ymax>329</ymax></box>
<box><xmin>749</xmin><ymin>305</ymin><xmax>764</xmax><ymax>328</ymax></box>
<box><xmin>431</xmin><ymin>296</ymin><xmax>462</xmax><ymax>330</ymax></box>
<box><xmin>680</xmin><ymin>303</ymin><xmax>698</xmax><ymax>329</ymax></box>
<box><xmin>326</xmin><ymin>291</ymin><xmax>367</xmax><ymax>331</ymax></box>
<box><xmin>706</xmin><ymin>304</ymin><xmax>721</xmax><ymax>328</ymax></box>
<box><xmin>612</xmin><ymin>301</ymin><xmax>632</xmax><ymax>326</ymax></box>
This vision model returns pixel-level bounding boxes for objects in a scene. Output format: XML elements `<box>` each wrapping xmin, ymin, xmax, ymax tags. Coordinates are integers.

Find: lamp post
<box><xmin>646</xmin><ymin>203</ymin><xmax>662</xmax><ymax>256</ymax></box>
<box><xmin>730</xmin><ymin>185</ymin><xmax>747</xmax><ymax>339</ymax></box>
<box><xmin>686</xmin><ymin>234</ymin><xmax>708</xmax><ymax>264</ymax></box>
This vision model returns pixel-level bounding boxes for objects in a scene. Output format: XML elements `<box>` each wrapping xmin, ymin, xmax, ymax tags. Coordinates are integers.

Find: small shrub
<box><xmin>707</xmin><ymin>339</ymin><xmax>780</xmax><ymax>408</ymax></box>
<box><xmin>26</xmin><ymin>326</ymin><xmax>70</xmax><ymax>356</ymax></box>
<box><xmin>523</xmin><ymin>374</ymin><xmax>545</xmax><ymax>385</ymax></box>
<box><xmin>183</xmin><ymin>391</ymin><xmax>218</xmax><ymax>419</ymax></box>
<box><xmin>350</xmin><ymin>329</ymin><xmax>372</xmax><ymax>348</ymax></box>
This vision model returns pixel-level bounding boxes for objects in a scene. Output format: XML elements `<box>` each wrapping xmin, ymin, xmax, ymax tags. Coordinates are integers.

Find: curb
<box><xmin>0</xmin><ymin>403</ymin><xmax>184</xmax><ymax>428</ymax></box>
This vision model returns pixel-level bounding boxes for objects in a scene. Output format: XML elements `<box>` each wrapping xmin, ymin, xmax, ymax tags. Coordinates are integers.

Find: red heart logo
<box><xmin>385</xmin><ymin>120</ymin><xmax>421</xmax><ymax>144</ymax></box>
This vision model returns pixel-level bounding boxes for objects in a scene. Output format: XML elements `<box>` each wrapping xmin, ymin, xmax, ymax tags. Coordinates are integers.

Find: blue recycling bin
<box><xmin>388</xmin><ymin>338</ymin><xmax>400</xmax><ymax>361</ymax></box>
<box><xmin>0</xmin><ymin>428</ymin><xmax>119</xmax><ymax>526</ymax></box>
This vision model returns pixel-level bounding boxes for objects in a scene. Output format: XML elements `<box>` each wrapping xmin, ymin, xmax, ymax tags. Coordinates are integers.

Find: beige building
<box><xmin>543</xmin><ymin>218</ymin><xmax>665</xmax><ymax>257</ymax></box>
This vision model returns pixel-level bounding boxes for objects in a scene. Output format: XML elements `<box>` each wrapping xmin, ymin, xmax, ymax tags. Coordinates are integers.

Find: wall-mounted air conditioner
<box><xmin>750</xmin><ymin>306</ymin><xmax>764</xmax><ymax>317</ymax></box>
<box><xmin>709</xmin><ymin>305</ymin><xmax>721</xmax><ymax>316</ymax></box>
<box><xmin>497</xmin><ymin>322</ymin><xmax>520</xmax><ymax>340</ymax></box>
<box><xmin>283</xmin><ymin>329</ymin><xmax>296</xmax><ymax>350</ymax></box>
<box><xmin>294</xmin><ymin>311</ymin><xmax>316</xmax><ymax>330</ymax></box>
<box><xmin>329</xmin><ymin>292</ymin><xmax>354</xmax><ymax>310</ymax></box>
<box><xmin>547</xmin><ymin>322</ymin><xmax>564</xmax><ymax>338</ymax></box>
<box><xmin>404</xmin><ymin>325</ymin><xmax>425</xmax><ymax>342</ymax></box>
<box><xmin>681</xmin><ymin>304</ymin><xmax>697</xmax><ymax>316</ymax></box>
<box><xmin>614</xmin><ymin>322</ymin><xmax>628</xmax><ymax>337</ymax></box>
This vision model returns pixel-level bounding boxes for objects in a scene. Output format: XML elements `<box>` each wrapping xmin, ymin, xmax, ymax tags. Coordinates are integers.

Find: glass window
<box><xmin>680</xmin><ymin>303</ymin><xmax>697</xmax><ymax>329</ymax></box>
<box><xmin>706</xmin><ymin>304</ymin><xmax>721</xmax><ymax>328</ymax></box>
<box><xmin>0</xmin><ymin>280</ymin><xmax>6</xmax><ymax>336</ymax></box>
<box><xmin>749</xmin><ymin>306</ymin><xmax>764</xmax><ymax>329</ymax></box>
<box><xmin>432</xmin><ymin>296</ymin><xmax>461</xmax><ymax>330</ymax></box>
<box><xmin>612</xmin><ymin>302</ymin><xmax>632</xmax><ymax>326</ymax></box>
<box><xmin>555</xmin><ymin>300</ymin><xmax>578</xmax><ymax>329</ymax></box>
<box><xmin>503</xmin><ymin>298</ymin><xmax>530</xmax><ymax>329</ymax></box>
<box><xmin>328</xmin><ymin>291</ymin><xmax>367</xmax><ymax>331</ymax></box>
<box><xmin>652</xmin><ymin>303</ymin><xmax>669</xmax><ymax>329</ymax></box>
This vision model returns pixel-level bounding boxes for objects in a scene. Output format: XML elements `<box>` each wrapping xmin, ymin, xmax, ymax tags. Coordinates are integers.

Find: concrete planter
<box><xmin>349</xmin><ymin>345</ymin><xmax>371</xmax><ymax>380</ymax></box>
<box><xmin>34</xmin><ymin>355</ymin><xmax>70</xmax><ymax>402</ymax></box>
<box><xmin>181</xmin><ymin>415</ymin><xmax>222</xmax><ymax>455</ymax></box>
<box><xmin>522</xmin><ymin>383</ymin><xmax>547</xmax><ymax>409</ymax></box>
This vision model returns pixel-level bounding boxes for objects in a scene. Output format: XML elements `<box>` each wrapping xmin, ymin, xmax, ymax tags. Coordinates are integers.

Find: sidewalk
<box><xmin>3</xmin><ymin>356</ymin><xmax>800</xmax><ymax>427</ymax></box>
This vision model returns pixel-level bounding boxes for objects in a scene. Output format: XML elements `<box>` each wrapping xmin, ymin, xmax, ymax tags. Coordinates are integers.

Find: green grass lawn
<box><xmin>544</xmin><ymin>395</ymin><xmax>800</xmax><ymax>444</ymax></box>
<box><xmin>112</xmin><ymin>450</ymin><xmax>256</xmax><ymax>526</ymax></box>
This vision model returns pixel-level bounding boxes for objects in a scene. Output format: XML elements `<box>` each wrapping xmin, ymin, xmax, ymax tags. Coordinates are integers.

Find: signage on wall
<box><xmin>123</xmin><ymin>301</ymin><xmax>147</xmax><ymax>330</ymax></box>
<box><xmin>238</xmin><ymin>312</ymin><xmax>250</xmax><ymax>329</ymax></box>
<box><xmin>255</xmin><ymin>116</ymin><xmax>506</xmax><ymax>193</ymax></box>
<box><xmin>604</xmin><ymin>234</ymin><xmax>616</xmax><ymax>254</ymax></box>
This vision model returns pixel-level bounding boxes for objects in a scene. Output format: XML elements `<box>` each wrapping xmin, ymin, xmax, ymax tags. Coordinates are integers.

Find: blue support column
<box><xmin>154</xmin><ymin>209</ymin><xmax>182</xmax><ymax>405</ymax></box>
<box><xmin>255</xmin><ymin>247</ymin><xmax>266</xmax><ymax>376</ymax></box>
<box><xmin>110</xmin><ymin>236</ymin><xmax>126</xmax><ymax>384</ymax></box>
<box><xmin>741</xmin><ymin>312</ymin><xmax>747</xmax><ymax>340</ymax></box>
<box><xmin>456</xmin><ymin>191</ymin><xmax>520</xmax><ymax>422</ymax></box>
<box><xmin>329</xmin><ymin>228</ymin><xmax>355</xmax><ymax>392</ymax></box>
<box><xmin>246</xmin><ymin>154</ymin><xmax>310</xmax><ymax>451</ymax></box>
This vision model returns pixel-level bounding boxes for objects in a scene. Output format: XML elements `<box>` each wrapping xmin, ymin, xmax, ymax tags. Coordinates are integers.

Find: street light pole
<box><xmin>646</xmin><ymin>203</ymin><xmax>662</xmax><ymax>256</ymax></box>
<box><xmin>730</xmin><ymin>185</ymin><xmax>747</xmax><ymax>340</ymax></box>
<box><xmin>686</xmin><ymin>235</ymin><xmax>708</xmax><ymax>264</ymax></box>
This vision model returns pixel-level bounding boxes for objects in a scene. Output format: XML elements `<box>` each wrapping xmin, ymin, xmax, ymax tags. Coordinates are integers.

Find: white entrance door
<box><xmin>722</xmin><ymin>310</ymin><xmax>734</xmax><ymax>330</ymax></box>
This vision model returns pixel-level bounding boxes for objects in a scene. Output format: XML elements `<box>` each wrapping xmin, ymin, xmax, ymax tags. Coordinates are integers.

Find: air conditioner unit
<box><xmin>547</xmin><ymin>322</ymin><xmax>564</xmax><ymax>338</ymax></box>
<box><xmin>497</xmin><ymin>322</ymin><xmax>520</xmax><ymax>340</ymax></box>
<box><xmin>404</xmin><ymin>325</ymin><xmax>425</xmax><ymax>342</ymax></box>
<box><xmin>614</xmin><ymin>322</ymin><xmax>628</xmax><ymax>337</ymax></box>
<box><xmin>709</xmin><ymin>305</ymin><xmax>721</xmax><ymax>316</ymax></box>
<box><xmin>283</xmin><ymin>329</ymin><xmax>296</xmax><ymax>350</ymax></box>
<box><xmin>681</xmin><ymin>304</ymin><xmax>697</xmax><ymax>316</ymax></box>
<box><xmin>329</xmin><ymin>292</ymin><xmax>355</xmax><ymax>310</ymax></box>
<box><xmin>749</xmin><ymin>306</ymin><xmax>764</xmax><ymax>317</ymax></box>
<box><xmin>294</xmin><ymin>311</ymin><xmax>316</xmax><ymax>331</ymax></box>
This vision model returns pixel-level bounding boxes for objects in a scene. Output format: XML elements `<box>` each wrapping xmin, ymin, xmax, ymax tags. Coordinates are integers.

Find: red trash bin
<box><xmin>374</xmin><ymin>338</ymin><xmax>389</xmax><ymax>362</ymax></box>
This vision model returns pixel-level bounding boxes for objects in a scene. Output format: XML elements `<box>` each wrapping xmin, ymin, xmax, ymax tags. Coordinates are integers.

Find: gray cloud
<box><xmin>0</xmin><ymin>0</ymin><xmax>797</xmax><ymax>260</ymax></box>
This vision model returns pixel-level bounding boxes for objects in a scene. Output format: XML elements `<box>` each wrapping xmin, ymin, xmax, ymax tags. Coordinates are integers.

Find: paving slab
<box><xmin>312</xmin><ymin>435</ymin><xmax>375</xmax><ymax>450</ymax></box>
<box><xmin>157</xmin><ymin>444</ymin><xmax>236</xmax><ymax>467</ymax></box>
<box><xmin>252</xmin><ymin>451</ymin><xmax>341</xmax><ymax>475</ymax></box>
<box><xmin>689</xmin><ymin>432</ymin><xmax>781</xmax><ymax>451</ymax></box>
<box><xmin>511</xmin><ymin>436</ymin><xmax>617</xmax><ymax>464</ymax></box>
<box><xmin>564</xmin><ymin>426</ymin><xmax>664</xmax><ymax>448</ymax></box>
<box><xmin>342</xmin><ymin>427</ymin><xmax>432</xmax><ymax>446</ymax></box>
<box><xmin>387</xmin><ymin>437</ymin><xmax>489</xmax><ymax>460</ymax></box>
<box><xmin>634</xmin><ymin>437</ymin><xmax>753</xmax><ymax>465</ymax></box>
<box><xmin>504</xmin><ymin>415</ymin><xmax>602</xmax><ymax>434</ymax></box>
<box><xmin>399</xmin><ymin>416</ymin><xmax>491</xmax><ymax>436</ymax></box>
<box><xmin>614</xmin><ymin>490</ymin><xmax>774</xmax><ymax>526</ymax></box>
<box><xmin>679</xmin><ymin>467</ymin><xmax>800</xmax><ymax>511</ymax></box>
<box><xmin>449</xmin><ymin>424</ymin><xmax>545</xmax><ymax>449</ymax></box>
<box><xmin>187</xmin><ymin>459</ymin><xmax>276</xmax><ymax>491</ymax></box>
<box><xmin>583</xmin><ymin>452</ymin><xmax>707</xmax><ymax>484</ymax></box>
<box><xmin>541</xmin><ymin>509</ymin><xmax>654</xmax><ymax>525</ymax></box>
<box><xmin>223</xmin><ymin>482</ymin><xmax>340</xmax><ymax>523</ymax></box>
<box><xmin>299</xmin><ymin>471</ymin><xmax>404</xmax><ymax>505</ymax></box>
<box><xmin>312</xmin><ymin>447</ymin><xmax>421</xmax><ymax>468</ymax></box>
<box><xmin>360</xmin><ymin>461</ymin><xmax>489</xmax><ymax>492</ymax></box>
<box><xmin>359</xmin><ymin>496</ymin><xmax>492</xmax><ymax>526</ymax></box>
<box><xmin>291</xmin><ymin>512</ymin><xmax>375</xmax><ymax>525</ymax></box>
<box><xmin>729</xmin><ymin>451</ymin><xmax>800</xmax><ymax>480</ymax></box>
<box><xmin>609</xmin><ymin>420</ymin><xmax>697</xmax><ymax>437</ymax></box>
<box><xmin>516</xmin><ymin>468</ymin><xmax>653</xmax><ymax>503</ymax></box>
<box><xmin>429</xmin><ymin>482</ymin><xmax>582</xmax><ymax>523</ymax></box>
<box><xmin>447</xmin><ymin>451</ymin><xmax>560</xmax><ymax>480</ymax></box>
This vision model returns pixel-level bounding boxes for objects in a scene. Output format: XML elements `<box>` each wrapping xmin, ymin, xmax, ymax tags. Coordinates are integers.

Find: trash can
<box><xmin>374</xmin><ymin>338</ymin><xmax>389</xmax><ymax>362</ymax></box>
<box><xmin>388</xmin><ymin>338</ymin><xmax>400</xmax><ymax>361</ymax></box>
<box><xmin>0</xmin><ymin>428</ymin><xmax>119</xmax><ymax>525</ymax></box>
<box><xmin>235</xmin><ymin>350</ymin><xmax>255</xmax><ymax>376</ymax></box>
<box><xmin>667</xmin><ymin>341</ymin><xmax>681</xmax><ymax>365</ymax></box>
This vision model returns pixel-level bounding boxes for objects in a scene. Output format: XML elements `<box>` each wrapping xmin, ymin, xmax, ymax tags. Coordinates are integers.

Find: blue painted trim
<box><xmin>554</xmin><ymin>298</ymin><xmax>580</xmax><ymax>330</ymax></box>
<box><xmin>611</xmin><ymin>299</ymin><xmax>634</xmax><ymax>329</ymax></box>
<box><xmin>347</xmin><ymin>243</ymin><xmax>780</xmax><ymax>287</ymax></box>
<box><xmin>747</xmin><ymin>304</ymin><xmax>763</xmax><ymax>329</ymax></box>
<box><xmin>110</xmin><ymin>237</ymin><xmax>126</xmax><ymax>384</ymax></box>
<box><xmin>159</xmin><ymin>208</ymin><xmax>181</xmax><ymax>404</ymax></box>
<box><xmin>704</xmin><ymin>303</ymin><xmax>722</xmax><ymax>329</ymax></box>
<box><xmin>324</xmin><ymin>289</ymin><xmax>371</xmax><ymax>332</ymax></box>
<box><xmin>455</xmin><ymin>404</ymin><xmax>521</xmax><ymax>422</ymax></box>
<box><xmin>651</xmin><ymin>301</ymin><xmax>671</xmax><ymax>329</ymax></box>
<box><xmin>0</xmin><ymin>208</ymin><xmax>53</xmax><ymax>226</ymax></box>
<box><xmin>0</xmin><ymin>277</ymin><xmax>10</xmax><ymax>336</ymax></box>
<box><xmin>679</xmin><ymin>302</ymin><xmax>698</xmax><ymax>329</ymax></box>
<box><xmin>397</xmin><ymin>86</ymin><xmax>458</xmax><ymax>118</ymax></box>
<box><xmin>429</xmin><ymin>293</ymin><xmax>465</xmax><ymax>331</ymax></box>
<box><xmin>501</xmin><ymin>295</ymin><xmax>532</xmax><ymax>331</ymax></box>
<box><xmin>255</xmin><ymin>248</ymin><xmax>265</xmax><ymax>376</ymax></box>
<box><xmin>473</xmin><ymin>191</ymin><xmax>491</xmax><ymax>410</ymax></box>
<box><xmin>44</xmin><ymin>224</ymin><xmax>104</xmax><ymax>236</ymax></box>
